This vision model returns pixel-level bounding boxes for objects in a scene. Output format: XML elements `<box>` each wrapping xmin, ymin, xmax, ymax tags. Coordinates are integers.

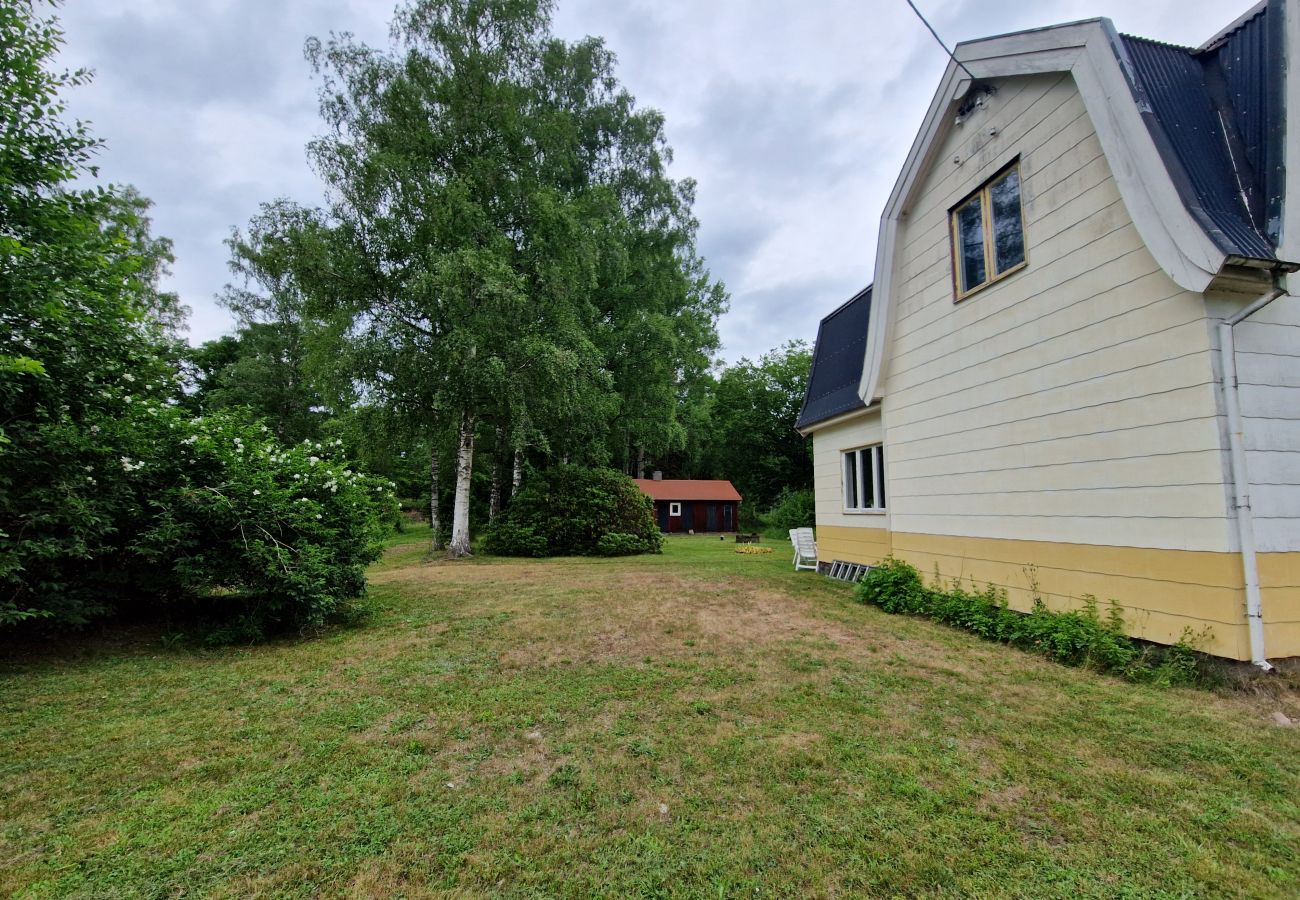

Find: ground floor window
<box><xmin>669</xmin><ymin>502</ymin><xmax>681</xmax><ymax>517</ymax></box>
<box><xmin>843</xmin><ymin>445</ymin><xmax>886</xmax><ymax>511</ymax></box>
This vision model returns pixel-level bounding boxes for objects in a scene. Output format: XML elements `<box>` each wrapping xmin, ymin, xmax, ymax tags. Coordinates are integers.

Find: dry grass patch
<box><xmin>3</xmin><ymin>530</ymin><xmax>1299</xmax><ymax>898</ymax></box>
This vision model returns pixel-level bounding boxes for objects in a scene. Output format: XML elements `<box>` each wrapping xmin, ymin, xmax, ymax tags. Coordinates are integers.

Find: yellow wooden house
<box><xmin>798</xmin><ymin>1</ymin><xmax>1300</xmax><ymax>665</ymax></box>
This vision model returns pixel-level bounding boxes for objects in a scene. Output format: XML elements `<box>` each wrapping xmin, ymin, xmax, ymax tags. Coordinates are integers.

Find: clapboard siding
<box><xmin>1246</xmin><ymin>450</ymin><xmax>1300</xmax><ymax>486</ymax></box>
<box><xmin>894</xmin><ymin>190</ymin><xmax>1136</xmax><ymax>352</ymax></box>
<box><xmin>887</xmin><ymin>531</ymin><xmax>1252</xmax><ymax>659</ymax></box>
<box><xmin>887</xmin><ymin>336</ymin><xmax>1213</xmax><ymax>436</ymax></box>
<box><xmin>889</xmin><ymin>231</ymin><xmax>1167</xmax><ymax>386</ymax></box>
<box><xmin>879</xmin><ymin>72</ymin><xmax>1229</xmax><ymax>552</ymax></box>
<box><xmin>888</xmin><ymin>449</ymin><xmax>1226</xmax><ymax>496</ymax></box>
<box><xmin>888</xmin><ymin>419</ymin><xmax>1222</xmax><ymax>479</ymax></box>
<box><xmin>816</xmin><ymin>525</ymin><xmax>892</xmax><ymax>568</ymax></box>
<box><xmin>888</xmin><ymin>384</ymin><xmax>1221</xmax><ymax>460</ymax></box>
<box><xmin>811</xmin><ymin>410</ymin><xmax>889</xmax><ymax>531</ymax></box>
<box><xmin>1234</xmin><ymin>294</ymin><xmax>1300</xmax><ymax>553</ymax></box>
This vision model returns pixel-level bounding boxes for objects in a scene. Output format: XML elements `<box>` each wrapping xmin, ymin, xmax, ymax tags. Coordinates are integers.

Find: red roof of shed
<box><xmin>633</xmin><ymin>479</ymin><xmax>742</xmax><ymax>502</ymax></box>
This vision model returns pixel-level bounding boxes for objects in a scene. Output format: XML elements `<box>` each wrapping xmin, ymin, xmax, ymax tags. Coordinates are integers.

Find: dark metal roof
<box><xmin>795</xmin><ymin>285</ymin><xmax>871</xmax><ymax>431</ymax></box>
<box><xmin>1118</xmin><ymin>0</ymin><xmax>1285</xmax><ymax>262</ymax></box>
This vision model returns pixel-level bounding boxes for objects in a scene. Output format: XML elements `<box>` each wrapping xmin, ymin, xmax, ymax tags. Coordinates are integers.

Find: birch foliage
<box><xmin>273</xmin><ymin>0</ymin><xmax>723</xmax><ymax>552</ymax></box>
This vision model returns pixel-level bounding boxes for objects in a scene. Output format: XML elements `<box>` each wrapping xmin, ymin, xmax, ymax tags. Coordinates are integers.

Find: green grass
<box><xmin>3</xmin><ymin>529</ymin><xmax>1299</xmax><ymax>897</ymax></box>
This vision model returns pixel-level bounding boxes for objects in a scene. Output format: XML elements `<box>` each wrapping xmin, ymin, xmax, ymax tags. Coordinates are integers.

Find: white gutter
<box><xmin>1218</xmin><ymin>284</ymin><xmax>1287</xmax><ymax>670</ymax></box>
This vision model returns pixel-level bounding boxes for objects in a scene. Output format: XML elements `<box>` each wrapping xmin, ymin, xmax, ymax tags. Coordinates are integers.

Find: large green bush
<box><xmin>484</xmin><ymin>465</ymin><xmax>661</xmax><ymax>557</ymax></box>
<box><xmin>762</xmin><ymin>488</ymin><xmax>815</xmax><ymax>533</ymax></box>
<box><xmin>2</xmin><ymin>393</ymin><xmax>397</xmax><ymax>635</ymax></box>
<box><xmin>855</xmin><ymin>558</ymin><xmax>1204</xmax><ymax>685</ymax></box>
<box><xmin>482</xmin><ymin>522</ymin><xmax>548</xmax><ymax>558</ymax></box>
<box><xmin>128</xmin><ymin>407</ymin><xmax>397</xmax><ymax>634</ymax></box>
<box><xmin>0</xmin><ymin>3</ymin><xmax>395</xmax><ymax>637</ymax></box>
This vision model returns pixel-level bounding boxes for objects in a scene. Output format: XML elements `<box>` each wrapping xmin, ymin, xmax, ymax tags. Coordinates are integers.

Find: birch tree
<box><xmin>234</xmin><ymin>0</ymin><xmax>724</xmax><ymax>556</ymax></box>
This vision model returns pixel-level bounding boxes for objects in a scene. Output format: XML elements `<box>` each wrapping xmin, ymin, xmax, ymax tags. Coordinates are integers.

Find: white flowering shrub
<box><xmin>126</xmin><ymin>407</ymin><xmax>398</xmax><ymax>634</ymax></box>
<box><xmin>0</xmin><ymin>0</ymin><xmax>395</xmax><ymax>635</ymax></box>
<box><xmin>1</xmin><ymin>386</ymin><xmax>396</xmax><ymax>634</ymax></box>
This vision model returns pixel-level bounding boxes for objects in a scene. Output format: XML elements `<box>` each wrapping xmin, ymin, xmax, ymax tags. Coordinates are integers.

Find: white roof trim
<box><xmin>858</xmin><ymin>18</ymin><xmax>1228</xmax><ymax>404</ymax></box>
<box><xmin>1281</xmin><ymin>0</ymin><xmax>1300</xmax><ymax>268</ymax></box>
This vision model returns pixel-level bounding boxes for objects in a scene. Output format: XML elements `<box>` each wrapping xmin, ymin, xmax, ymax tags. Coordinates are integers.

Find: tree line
<box><xmin>192</xmin><ymin>0</ymin><xmax>813</xmax><ymax>546</ymax></box>
<box><xmin>0</xmin><ymin>0</ymin><xmax>395</xmax><ymax>634</ymax></box>
<box><xmin>0</xmin><ymin>0</ymin><xmax>813</xmax><ymax>633</ymax></box>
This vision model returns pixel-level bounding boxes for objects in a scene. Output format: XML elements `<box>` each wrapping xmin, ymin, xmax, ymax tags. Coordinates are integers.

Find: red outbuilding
<box><xmin>633</xmin><ymin>475</ymin><xmax>742</xmax><ymax>533</ymax></box>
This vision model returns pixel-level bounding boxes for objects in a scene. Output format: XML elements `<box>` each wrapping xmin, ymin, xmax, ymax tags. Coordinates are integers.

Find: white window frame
<box><xmin>842</xmin><ymin>445</ymin><xmax>886</xmax><ymax>513</ymax></box>
<box><xmin>669</xmin><ymin>502</ymin><xmax>681</xmax><ymax>517</ymax></box>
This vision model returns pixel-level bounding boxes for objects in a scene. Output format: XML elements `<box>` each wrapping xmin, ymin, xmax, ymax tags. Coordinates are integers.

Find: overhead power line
<box><xmin>903</xmin><ymin>0</ymin><xmax>978</xmax><ymax>82</ymax></box>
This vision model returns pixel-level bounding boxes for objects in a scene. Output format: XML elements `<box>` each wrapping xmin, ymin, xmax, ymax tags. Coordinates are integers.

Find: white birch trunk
<box><xmin>430</xmin><ymin>447</ymin><xmax>444</xmax><ymax>550</ymax></box>
<box><xmin>448</xmin><ymin>411</ymin><xmax>475</xmax><ymax>558</ymax></box>
<box><xmin>636</xmin><ymin>445</ymin><xmax>646</xmax><ymax>479</ymax></box>
<box><xmin>488</xmin><ymin>427</ymin><xmax>503</xmax><ymax>522</ymax></box>
<box><xmin>511</xmin><ymin>448</ymin><xmax>523</xmax><ymax>498</ymax></box>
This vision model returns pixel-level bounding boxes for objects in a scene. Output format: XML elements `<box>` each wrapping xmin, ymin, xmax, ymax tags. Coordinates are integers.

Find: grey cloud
<box><xmin>726</xmin><ymin>272</ymin><xmax>867</xmax><ymax>364</ymax></box>
<box><xmin>696</xmin><ymin>216</ymin><xmax>769</xmax><ymax>288</ymax></box>
<box><xmin>52</xmin><ymin>0</ymin><xmax>1242</xmax><ymax>363</ymax></box>
<box><xmin>684</xmin><ymin>77</ymin><xmax>870</xmax><ymax>192</ymax></box>
<box><xmin>76</xmin><ymin>11</ymin><xmax>282</xmax><ymax>105</ymax></box>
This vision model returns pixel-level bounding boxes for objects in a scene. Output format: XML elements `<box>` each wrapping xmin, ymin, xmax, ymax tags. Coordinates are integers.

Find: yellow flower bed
<box><xmin>734</xmin><ymin>545</ymin><xmax>774</xmax><ymax>555</ymax></box>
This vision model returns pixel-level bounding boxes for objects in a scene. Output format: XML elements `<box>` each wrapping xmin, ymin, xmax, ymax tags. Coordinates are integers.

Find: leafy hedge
<box><xmin>762</xmin><ymin>488</ymin><xmax>815</xmax><ymax>533</ymax></box>
<box><xmin>855</xmin><ymin>558</ymin><xmax>1203</xmax><ymax>685</ymax></box>
<box><xmin>2</xmin><ymin>398</ymin><xmax>396</xmax><ymax>638</ymax></box>
<box><xmin>0</xmin><ymin>1</ymin><xmax>396</xmax><ymax>640</ymax></box>
<box><xmin>484</xmin><ymin>465</ymin><xmax>661</xmax><ymax>557</ymax></box>
<box><xmin>130</xmin><ymin>408</ymin><xmax>397</xmax><ymax>635</ymax></box>
<box><xmin>482</xmin><ymin>522</ymin><xmax>549</xmax><ymax>558</ymax></box>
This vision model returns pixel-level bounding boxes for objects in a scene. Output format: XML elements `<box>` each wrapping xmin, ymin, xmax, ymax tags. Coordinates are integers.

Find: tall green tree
<box><xmin>256</xmin><ymin>0</ymin><xmax>723</xmax><ymax>556</ymax></box>
<box><xmin>184</xmin><ymin>322</ymin><xmax>328</xmax><ymax>444</ymax></box>
<box><xmin>0</xmin><ymin>0</ymin><xmax>183</xmax><ymax>624</ymax></box>
<box><xmin>706</xmin><ymin>341</ymin><xmax>814</xmax><ymax>509</ymax></box>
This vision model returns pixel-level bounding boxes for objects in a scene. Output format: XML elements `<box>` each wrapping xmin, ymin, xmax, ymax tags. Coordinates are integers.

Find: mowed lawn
<box><xmin>4</xmin><ymin>531</ymin><xmax>1300</xmax><ymax>898</ymax></box>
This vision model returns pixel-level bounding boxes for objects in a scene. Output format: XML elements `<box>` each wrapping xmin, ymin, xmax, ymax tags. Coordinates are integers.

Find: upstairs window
<box><xmin>950</xmin><ymin>161</ymin><xmax>1026</xmax><ymax>299</ymax></box>
<box><xmin>843</xmin><ymin>445</ymin><xmax>886</xmax><ymax>512</ymax></box>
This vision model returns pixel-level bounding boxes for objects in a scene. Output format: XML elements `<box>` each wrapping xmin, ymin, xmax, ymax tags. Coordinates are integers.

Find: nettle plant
<box><xmin>125</xmin><ymin>404</ymin><xmax>398</xmax><ymax>634</ymax></box>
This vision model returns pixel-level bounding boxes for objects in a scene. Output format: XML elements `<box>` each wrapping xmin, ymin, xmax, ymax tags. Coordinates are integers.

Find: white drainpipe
<box><xmin>1218</xmin><ymin>284</ymin><xmax>1287</xmax><ymax>670</ymax></box>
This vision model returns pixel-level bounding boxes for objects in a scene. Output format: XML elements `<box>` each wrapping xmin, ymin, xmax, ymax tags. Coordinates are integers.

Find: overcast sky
<box><xmin>57</xmin><ymin>0</ymin><xmax>1240</xmax><ymax>364</ymax></box>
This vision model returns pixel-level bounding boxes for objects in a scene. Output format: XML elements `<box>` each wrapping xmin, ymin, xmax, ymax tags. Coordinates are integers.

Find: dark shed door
<box><xmin>692</xmin><ymin>503</ymin><xmax>708</xmax><ymax>533</ymax></box>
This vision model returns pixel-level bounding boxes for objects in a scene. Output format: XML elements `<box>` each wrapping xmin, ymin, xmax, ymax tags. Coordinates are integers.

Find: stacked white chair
<box><xmin>789</xmin><ymin>528</ymin><xmax>818</xmax><ymax>572</ymax></box>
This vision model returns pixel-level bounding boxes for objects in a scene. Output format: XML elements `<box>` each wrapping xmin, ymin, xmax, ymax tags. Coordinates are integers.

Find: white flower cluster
<box><xmin>120</xmin><ymin>457</ymin><xmax>144</xmax><ymax>473</ymax></box>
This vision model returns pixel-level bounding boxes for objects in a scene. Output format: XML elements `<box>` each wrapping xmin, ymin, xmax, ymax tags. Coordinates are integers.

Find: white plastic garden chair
<box><xmin>789</xmin><ymin>527</ymin><xmax>818</xmax><ymax>572</ymax></box>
